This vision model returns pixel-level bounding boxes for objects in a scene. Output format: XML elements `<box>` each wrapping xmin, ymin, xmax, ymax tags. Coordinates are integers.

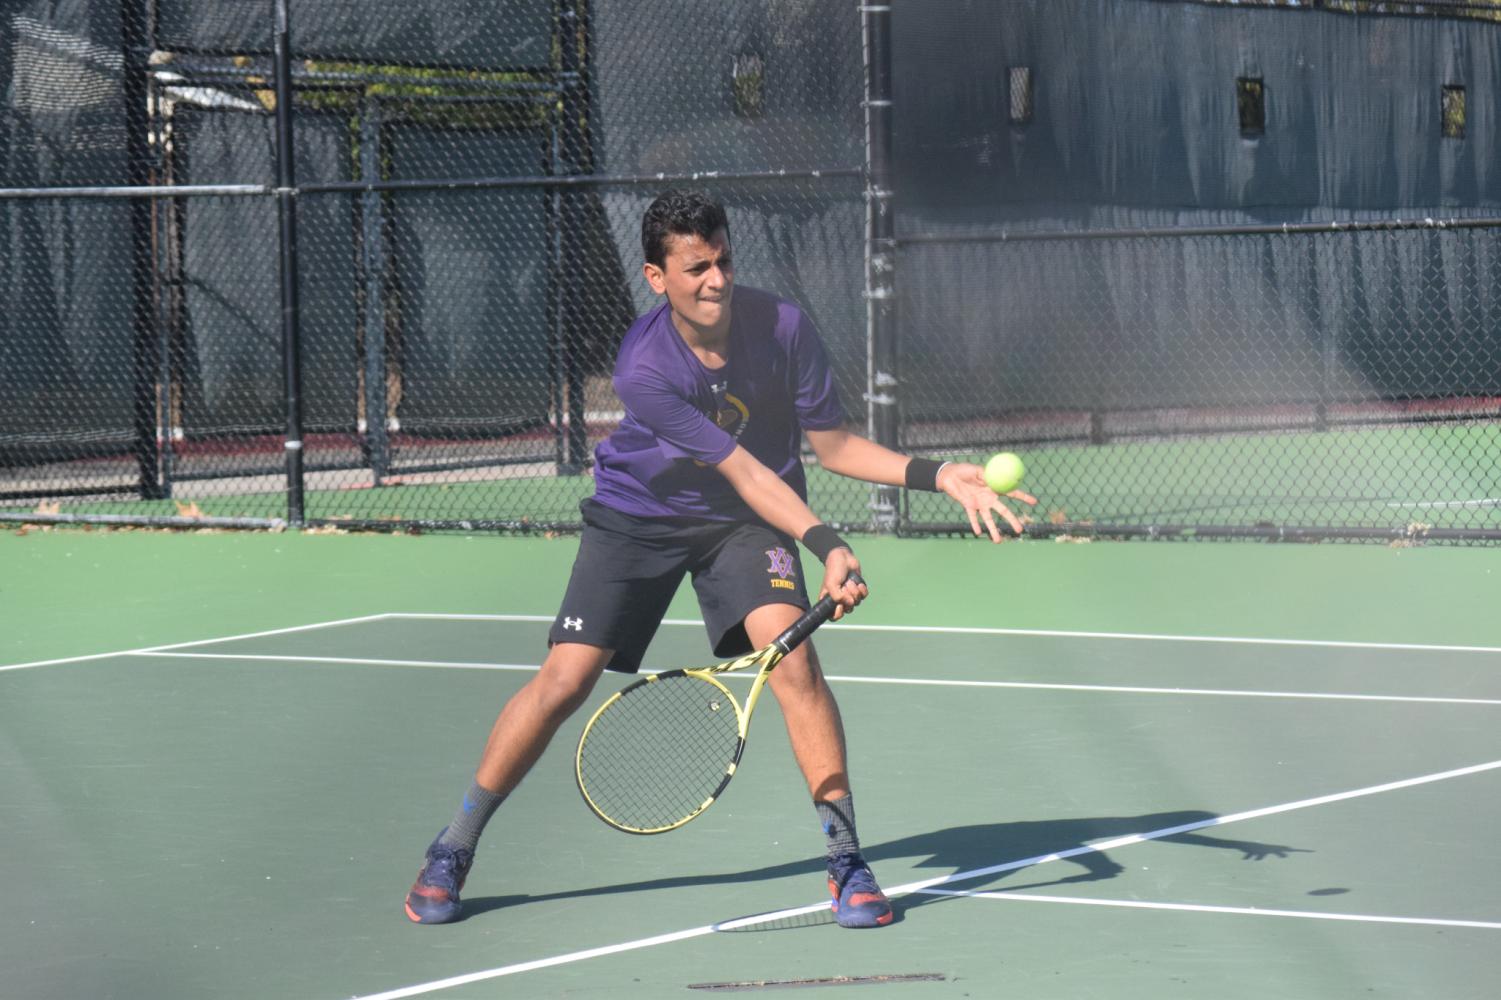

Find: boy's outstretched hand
<box><xmin>937</xmin><ymin>463</ymin><xmax>1037</xmax><ymax>541</ymax></box>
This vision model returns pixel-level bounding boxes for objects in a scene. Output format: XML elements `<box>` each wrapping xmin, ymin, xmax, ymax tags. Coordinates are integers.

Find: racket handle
<box><xmin>773</xmin><ymin>570</ymin><xmax>864</xmax><ymax>655</ymax></box>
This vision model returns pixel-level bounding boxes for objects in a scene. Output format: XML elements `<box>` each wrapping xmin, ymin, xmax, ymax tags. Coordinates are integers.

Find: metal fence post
<box><xmin>551</xmin><ymin>0</ymin><xmax>591</xmax><ymax>475</ymax></box>
<box><xmin>122</xmin><ymin>0</ymin><xmax>163</xmax><ymax>500</ymax></box>
<box><xmin>862</xmin><ymin>2</ymin><xmax>899</xmax><ymax>531</ymax></box>
<box><xmin>358</xmin><ymin>97</ymin><xmax>391</xmax><ymax>483</ymax></box>
<box><xmin>273</xmin><ymin>0</ymin><xmax>306</xmax><ymax>524</ymax></box>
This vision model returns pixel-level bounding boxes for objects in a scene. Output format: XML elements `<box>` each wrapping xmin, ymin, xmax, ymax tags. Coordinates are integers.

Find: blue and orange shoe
<box><xmin>404</xmin><ymin>830</ymin><xmax>474</xmax><ymax>925</ymax></box>
<box><xmin>826</xmin><ymin>852</ymin><xmax>893</xmax><ymax>928</ymax></box>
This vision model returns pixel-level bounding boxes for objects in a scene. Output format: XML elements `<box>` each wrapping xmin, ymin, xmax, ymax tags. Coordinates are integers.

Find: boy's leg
<box><xmin>405</xmin><ymin>500</ymin><xmax>689</xmax><ymax>925</ymax></box>
<box><xmin>744</xmin><ymin>604</ymin><xmax>849</xmax><ymax>801</ymax></box>
<box><xmin>405</xmin><ymin>642</ymin><xmax>612</xmax><ymax>925</ymax></box>
<box><xmin>743</xmin><ymin>605</ymin><xmax>892</xmax><ymax>928</ymax></box>
<box><xmin>435</xmin><ymin>642</ymin><xmax>614</xmax><ymax>852</ymax></box>
<box><xmin>473</xmin><ymin>642</ymin><xmax>614</xmax><ymax>795</ymax></box>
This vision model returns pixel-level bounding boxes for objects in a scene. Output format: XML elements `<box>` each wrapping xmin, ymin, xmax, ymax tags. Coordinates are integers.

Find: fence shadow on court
<box><xmin>457</xmin><ymin>810</ymin><xmax>1310</xmax><ymax>930</ymax></box>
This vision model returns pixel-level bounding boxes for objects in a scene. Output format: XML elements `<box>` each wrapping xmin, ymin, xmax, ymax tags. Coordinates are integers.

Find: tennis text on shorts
<box><xmin>765</xmin><ymin>547</ymin><xmax>796</xmax><ymax>590</ymax></box>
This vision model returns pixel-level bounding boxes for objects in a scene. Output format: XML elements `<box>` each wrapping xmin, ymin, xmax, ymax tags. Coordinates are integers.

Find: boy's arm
<box><xmin>714</xmin><ymin>445</ymin><xmax>865</xmax><ymax>615</ymax></box>
<box><xmin>805</xmin><ymin>425</ymin><xmax>1036</xmax><ymax>541</ymax></box>
<box><xmin>802</xmin><ymin>426</ymin><xmax>910</xmax><ymax>486</ymax></box>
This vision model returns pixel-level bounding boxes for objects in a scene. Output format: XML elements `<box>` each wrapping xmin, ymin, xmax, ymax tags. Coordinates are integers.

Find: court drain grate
<box><xmin>687</xmin><ymin>973</ymin><xmax>947</xmax><ymax>991</ymax></box>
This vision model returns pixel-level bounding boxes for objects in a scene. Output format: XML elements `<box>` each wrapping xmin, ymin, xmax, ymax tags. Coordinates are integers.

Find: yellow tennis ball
<box><xmin>984</xmin><ymin>452</ymin><xmax>1025</xmax><ymax>494</ymax></box>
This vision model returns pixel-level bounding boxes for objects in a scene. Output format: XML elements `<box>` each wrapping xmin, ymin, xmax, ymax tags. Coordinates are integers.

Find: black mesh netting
<box><xmin>5</xmin><ymin>0</ymin><xmax>1501</xmax><ymax>540</ymax></box>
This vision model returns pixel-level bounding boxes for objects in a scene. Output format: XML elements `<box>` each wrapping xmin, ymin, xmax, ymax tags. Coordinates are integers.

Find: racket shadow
<box><xmin>712</xmin><ymin>907</ymin><xmax>839</xmax><ymax>933</ymax></box>
<box><xmin>457</xmin><ymin>810</ymin><xmax>1307</xmax><ymax>927</ymax></box>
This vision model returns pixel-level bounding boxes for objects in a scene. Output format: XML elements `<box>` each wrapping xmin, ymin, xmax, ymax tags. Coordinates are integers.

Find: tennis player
<box><xmin>404</xmin><ymin>189</ymin><xmax>1035</xmax><ymax>927</ymax></box>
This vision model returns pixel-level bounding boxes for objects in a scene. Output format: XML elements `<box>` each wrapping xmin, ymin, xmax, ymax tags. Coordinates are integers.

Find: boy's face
<box><xmin>644</xmin><ymin>228</ymin><xmax>734</xmax><ymax>339</ymax></box>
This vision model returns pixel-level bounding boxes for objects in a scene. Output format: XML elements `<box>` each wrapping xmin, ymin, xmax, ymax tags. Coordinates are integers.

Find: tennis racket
<box><xmin>575</xmin><ymin>571</ymin><xmax>863</xmax><ymax>835</ymax></box>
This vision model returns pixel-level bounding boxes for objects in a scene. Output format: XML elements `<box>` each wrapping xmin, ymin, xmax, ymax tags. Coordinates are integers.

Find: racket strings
<box><xmin>577</xmin><ymin>673</ymin><xmax>744</xmax><ymax>832</ymax></box>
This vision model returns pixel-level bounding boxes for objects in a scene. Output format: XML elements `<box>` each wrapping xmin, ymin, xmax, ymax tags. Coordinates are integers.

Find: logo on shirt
<box><xmin>710</xmin><ymin>381</ymin><xmax>751</xmax><ymax>440</ymax></box>
<box><xmin>694</xmin><ymin>381</ymin><xmax>753</xmax><ymax>468</ymax></box>
<box><xmin>562</xmin><ymin>617</ymin><xmax>584</xmax><ymax>631</ymax></box>
<box><xmin>765</xmin><ymin>547</ymin><xmax>796</xmax><ymax>589</ymax></box>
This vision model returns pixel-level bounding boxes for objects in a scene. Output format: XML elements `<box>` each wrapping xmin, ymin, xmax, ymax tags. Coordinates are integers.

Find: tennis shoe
<box><xmin>826</xmin><ymin>852</ymin><xmax>893</xmax><ymax>928</ymax></box>
<box><xmin>404</xmin><ymin>830</ymin><xmax>474</xmax><ymax>925</ymax></box>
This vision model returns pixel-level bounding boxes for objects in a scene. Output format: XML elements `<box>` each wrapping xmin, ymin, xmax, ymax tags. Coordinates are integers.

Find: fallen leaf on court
<box><xmin>33</xmin><ymin>501</ymin><xmax>60</xmax><ymax>515</ymax></box>
<box><xmin>174</xmin><ymin>501</ymin><xmax>206</xmax><ymax>519</ymax></box>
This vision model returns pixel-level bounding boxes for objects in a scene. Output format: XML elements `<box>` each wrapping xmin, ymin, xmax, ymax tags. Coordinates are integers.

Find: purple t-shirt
<box><xmin>592</xmin><ymin>285</ymin><xmax>845</xmax><ymax>520</ymax></box>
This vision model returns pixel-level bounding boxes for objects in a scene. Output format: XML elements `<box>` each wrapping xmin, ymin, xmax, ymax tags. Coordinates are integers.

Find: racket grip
<box><xmin>775</xmin><ymin>570</ymin><xmax>864</xmax><ymax>654</ymax></box>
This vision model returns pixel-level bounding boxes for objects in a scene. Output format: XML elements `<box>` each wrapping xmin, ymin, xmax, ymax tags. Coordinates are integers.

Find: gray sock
<box><xmin>816</xmin><ymin>794</ymin><xmax>861</xmax><ymax>858</ymax></box>
<box><xmin>438</xmin><ymin>782</ymin><xmax>507</xmax><ymax>852</ymax></box>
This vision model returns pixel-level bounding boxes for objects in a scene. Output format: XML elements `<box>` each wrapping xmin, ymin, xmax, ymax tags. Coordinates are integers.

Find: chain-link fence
<box><xmin>896</xmin><ymin>221</ymin><xmax>1501</xmax><ymax>540</ymax></box>
<box><xmin>5</xmin><ymin>0</ymin><xmax>1501</xmax><ymax>542</ymax></box>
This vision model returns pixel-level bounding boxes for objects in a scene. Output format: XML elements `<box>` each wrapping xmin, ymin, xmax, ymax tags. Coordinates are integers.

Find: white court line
<box><xmin>0</xmin><ymin>648</ymin><xmax>156</xmax><ymax>674</ymax></box>
<box><xmin>818</xmin><ymin>674</ymin><xmax>1501</xmax><ymax>707</ymax></box>
<box><xmin>139</xmin><ymin>651</ymin><xmax>541</xmax><ymax>672</ymax></box>
<box><xmin>349</xmin><ymin>758</ymin><xmax>1501</xmax><ymax>1000</ymax></box>
<box><xmin>11</xmin><ymin>614</ymin><xmax>1501</xmax><ymax>675</ymax></box>
<box><xmin>0</xmin><ymin>613</ymin><xmax>395</xmax><ymax>673</ymax></box>
<box><xmin>102</xmin><ymin>648</ymin><xmax>1501</xmax><ymax>706</ymax></box>
<box><xmin>385</xmin><ymin>613</ymin><xmax>564</xmax><ymax>623</ymax></box>
<box><xmin>113</xmin><ymin>650</ymin><xmax>1501</xmax><ymax>706</ymax></box>
<box><xmin>385</xmin><ymin>613</ymin><xmax>1501</xmax><ymax>657</ymax></box>
<box><xmin>914</xmin><ymin>889</ymin><xmax>1501</xmax><ymax>931</ymax></box>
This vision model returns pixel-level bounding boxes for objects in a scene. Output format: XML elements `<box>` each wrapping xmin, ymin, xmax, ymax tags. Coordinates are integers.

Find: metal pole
<box><xmin>158</xmin><ymin>170</ymin><xmax>184</xmax><ymax>495</ymax></box>
<box><xmin>273</xmin><ymin>0</ymin><xmax>306</xmax><ymax>524</ymax></box>
<box><xmin>121</xmin><ymin>0</ymin><xmax>162</xmax><ymax>499</ymax></box>
<box><xmin>547</xmin><ymin>117</ymin><xmax>568</xmax><ymax>470</ymax></box>
<box><xmin>862</xmin><ymin>2</ymin><xmax>899</xmax><ymax>531</ymax></box>
<box><xmin>1313</xmin><ymin>236</ymin><xmax>1331</xmax><ymax>432</ymax></box>
<box><xmin>359</xmin><ymin>97</ymin><xmax>390</xmax><ymax>482</ymax></box>
<box><xmin>557</xmin><ymin>0</ymin><xmax>590</xmax><ymax>474</ymax></box>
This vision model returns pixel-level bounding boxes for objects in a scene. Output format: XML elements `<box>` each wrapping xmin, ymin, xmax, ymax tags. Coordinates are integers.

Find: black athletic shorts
<box><xmin>547</xmin><ymin>498</ymin><xmax>812</xmax><ymax>673</ymax></box>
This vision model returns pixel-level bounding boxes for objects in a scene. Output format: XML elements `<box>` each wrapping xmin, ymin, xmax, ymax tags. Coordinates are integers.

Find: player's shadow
<box><xmin>869</xmin><ymin>811</ymin><xmax>1312</xmax><ymax>921</ymax></box>
<box><xmin>459</xmin><ymin>810</ymin><xmax>1309</xmax><ymax>927</ymax></box>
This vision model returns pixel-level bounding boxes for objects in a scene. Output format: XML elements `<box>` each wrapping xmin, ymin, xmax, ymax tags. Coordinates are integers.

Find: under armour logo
<box><xmin>562</xmin><ymin>617</ymin><xmax>584</xmax><ymax>631</ymax></box>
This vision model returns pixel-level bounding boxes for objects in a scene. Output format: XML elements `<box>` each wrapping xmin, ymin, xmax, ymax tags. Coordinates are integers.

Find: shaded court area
<box><xmin>2</xmin><ymin>530</ymin><xmax>1499</xmax><ymax>999</ymax></box>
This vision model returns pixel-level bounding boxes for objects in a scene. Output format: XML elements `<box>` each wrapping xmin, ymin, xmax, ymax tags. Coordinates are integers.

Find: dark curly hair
<box><xmin>641</xmin><ymin>189</ymin><xmax>730</xmax><ymax>269</ymax></box>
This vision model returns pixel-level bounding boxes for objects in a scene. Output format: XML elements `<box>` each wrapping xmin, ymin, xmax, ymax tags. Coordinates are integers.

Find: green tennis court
<box><xmin>4</xmin><ymin>530</ymin><xmax>1498</xmax><ymax>999</ymax></box>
